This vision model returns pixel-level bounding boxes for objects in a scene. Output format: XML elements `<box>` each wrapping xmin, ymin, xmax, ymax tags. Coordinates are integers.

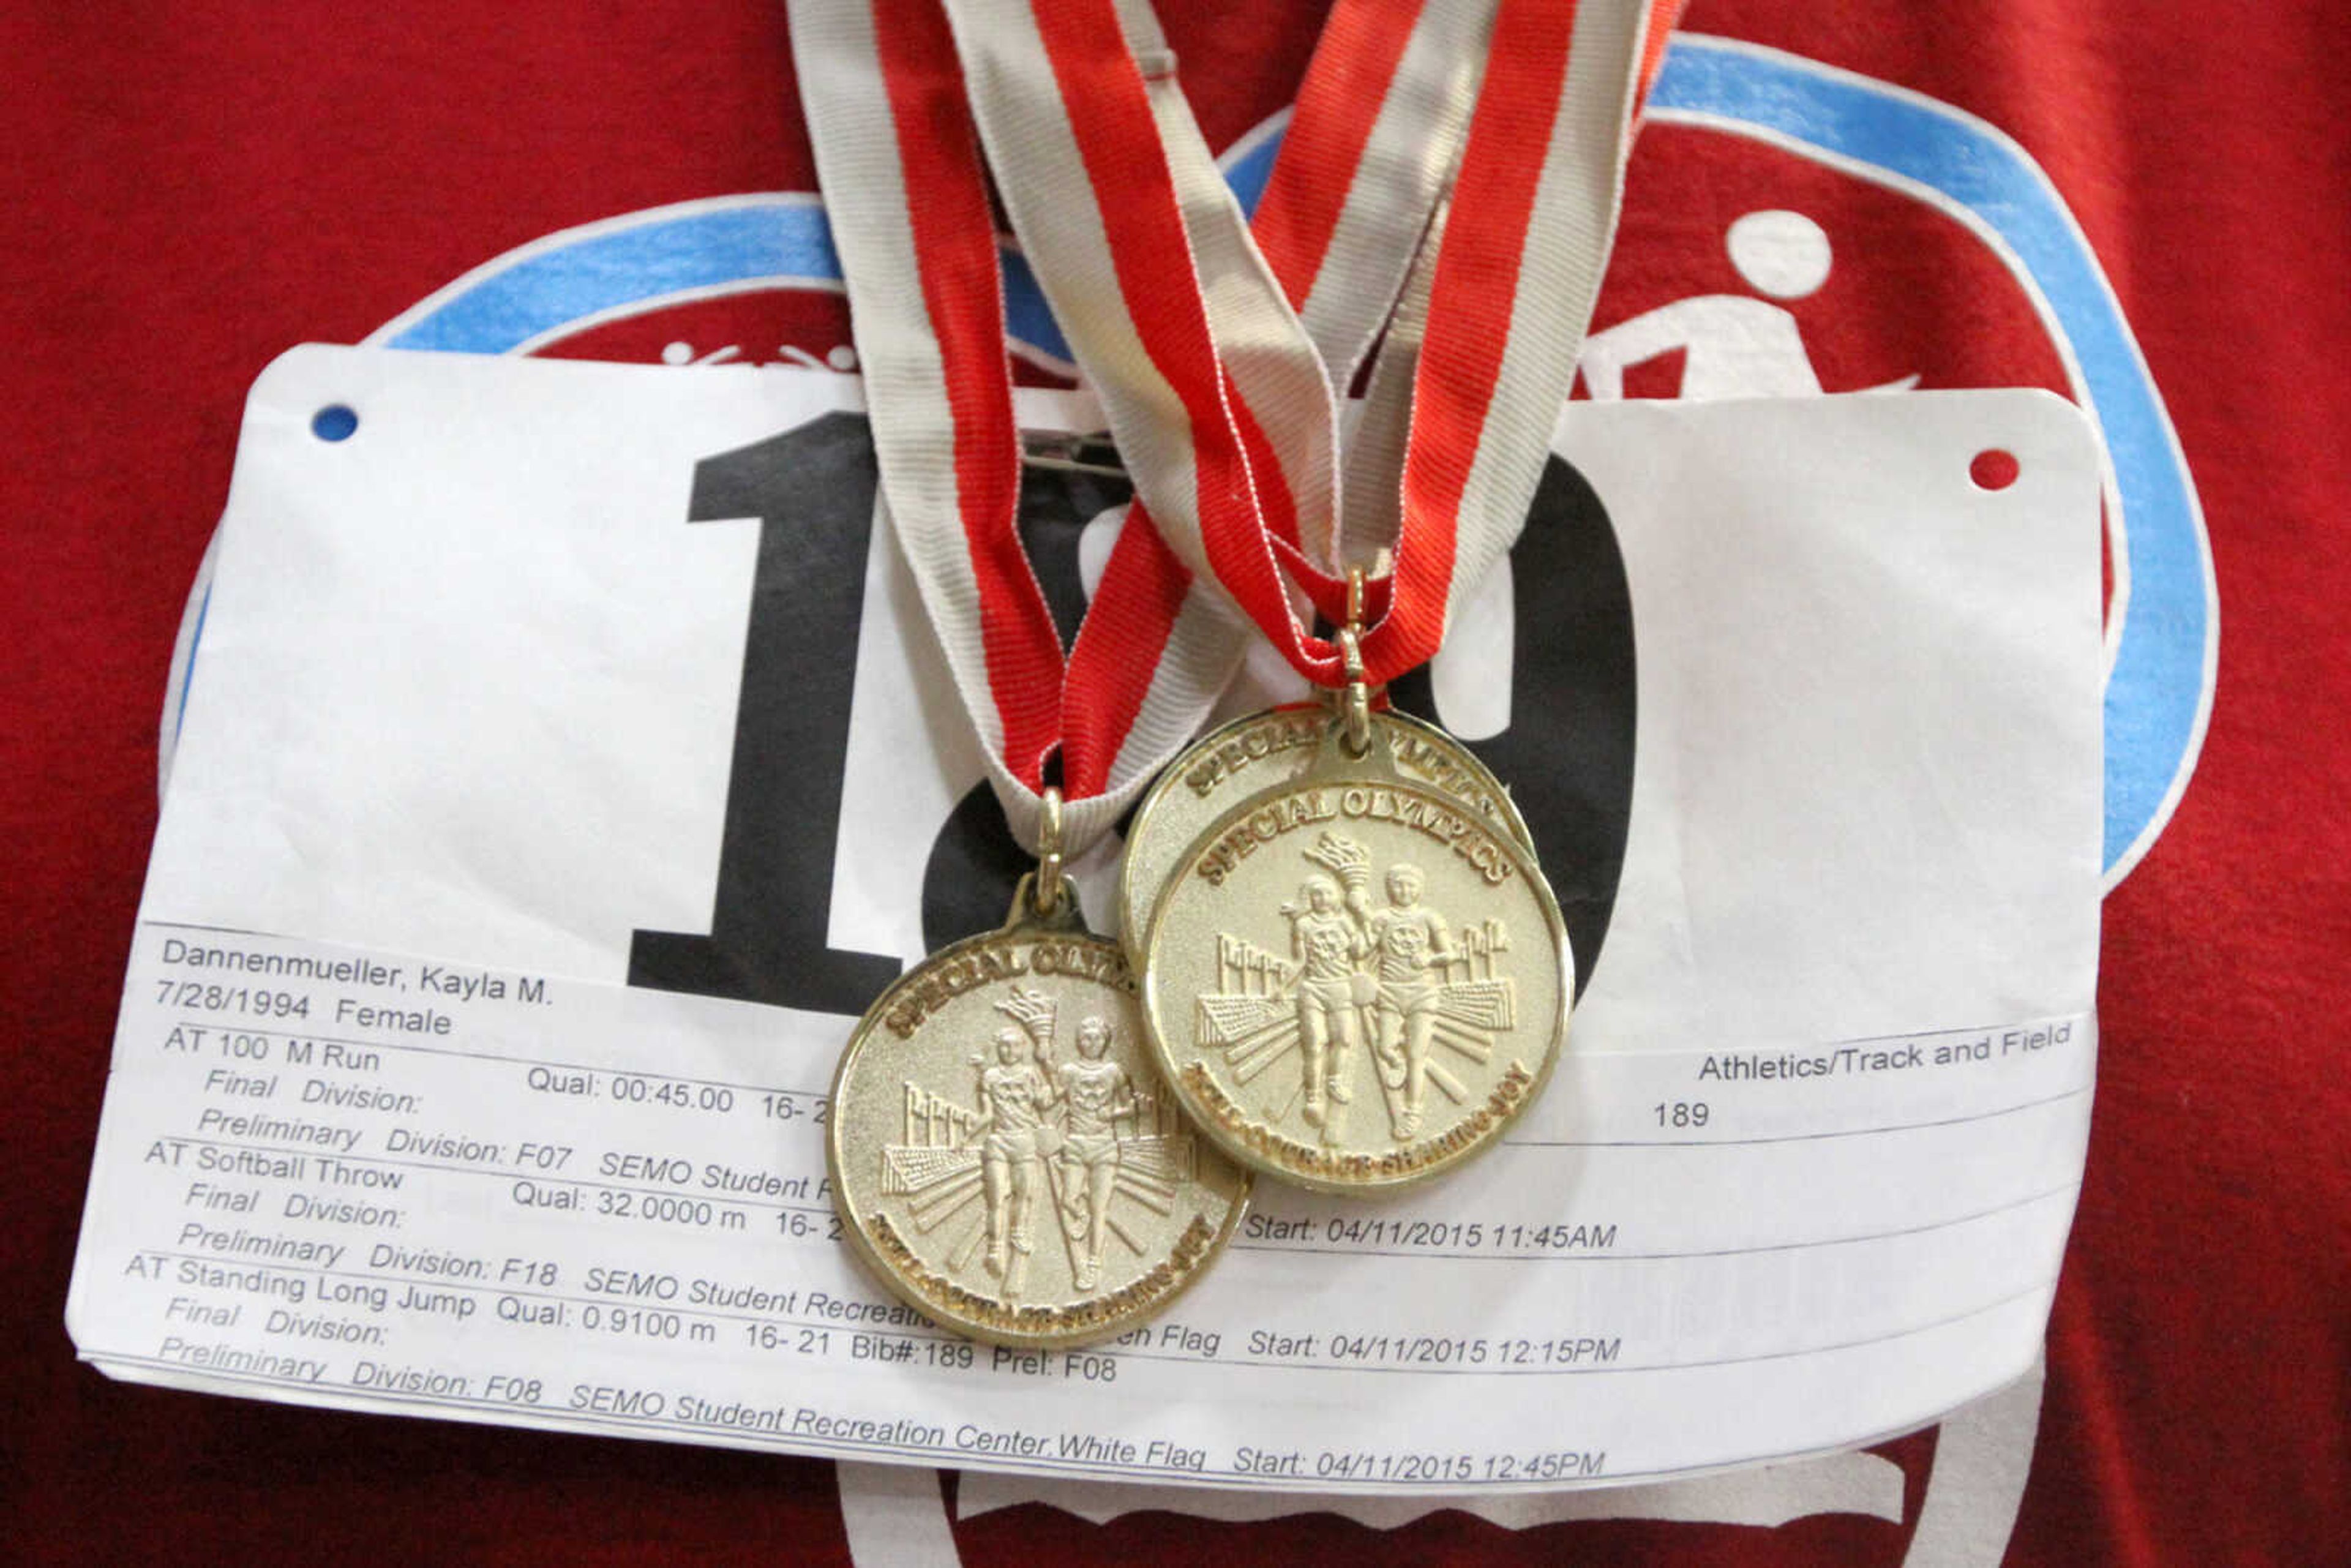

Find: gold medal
<box><xmin>830</xmin><ymin>801</ymin><xmax>1251</xmax><ymax>1346</ymax></box>
<box><xmin>1116</xmin><ymin>703</ymin><xmax>1532</xmax><ymax>950</ymax></box>
<box><xmin>1133</xmin><ymin>598</ymin><xmax>1570</xmax><ymax>1194</ymax></box>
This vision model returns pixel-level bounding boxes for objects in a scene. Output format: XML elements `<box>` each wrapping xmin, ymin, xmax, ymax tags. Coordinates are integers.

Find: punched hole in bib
<box><xmin>311</xmin><ymin>404</ymin><xmax>359</xmax><ymax>442</ymax></box>
<box><xmin>1969</xmin><ymin>448</ymin><xmax>2020</xmax><ymax>490</ymax></box>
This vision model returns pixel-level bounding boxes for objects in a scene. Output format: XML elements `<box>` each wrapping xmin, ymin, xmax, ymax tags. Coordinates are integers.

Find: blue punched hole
<box><xmin>312</xmin><ymin>404</ymin><xmax>359</xmax><ymax>441</ymax></box>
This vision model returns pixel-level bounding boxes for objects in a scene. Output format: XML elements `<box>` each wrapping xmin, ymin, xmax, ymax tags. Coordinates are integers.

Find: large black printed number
<box><xmin>628</xmin><ymin>413</ymin><xmax>905</xmax><ymax>1013</ymax></box>
<box><xmin>629</xmin><ymin>415</ymin><xmax>1118</xmax><ymax>1013</ymax></box>
<box><xmin>1389</xmin><ymin>456</ymin><xmax>1637</xmax><ymax>1000</ymax></box>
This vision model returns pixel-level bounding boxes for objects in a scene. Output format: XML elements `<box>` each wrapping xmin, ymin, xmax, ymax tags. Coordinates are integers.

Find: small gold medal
<box><xmin>1132</xmin><ymin>599</ymin><xmax>1570</xmax><ymax>1193</ymax></box>
<box><xmin>830</xmin><ymin>849</ymin><xmax>1251</xmax><ymax>1346</ymax></box>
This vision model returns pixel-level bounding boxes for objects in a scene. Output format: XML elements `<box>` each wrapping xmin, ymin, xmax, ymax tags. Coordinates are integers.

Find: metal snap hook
<box><xmin>1032</xmin><ymin>786</ymin><xmax>1067</xmax><ymax>917</ymax></box>
<box><xmin>1338</xmin><ymin>568</ymin><xmax>1371</xmax><ymax>757</ymax></box>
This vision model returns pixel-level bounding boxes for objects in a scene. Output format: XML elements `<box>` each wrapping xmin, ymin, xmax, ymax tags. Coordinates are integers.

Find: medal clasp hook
<box><xmin>1338</xmin><ymin>569</ymin><xmax>1372</xmax><ymax>758</ymax></box>
<box><xmin>1032</xmin><ymin>786</ymin><xmax>1068</xmax><ymax>918</ymax></box>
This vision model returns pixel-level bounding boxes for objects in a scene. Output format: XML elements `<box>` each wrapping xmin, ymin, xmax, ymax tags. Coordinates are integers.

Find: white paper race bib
<box><xmin>70</xmin><ymin>345</ymin><xmax>2100</xmax><ymax>1493</ymax></box>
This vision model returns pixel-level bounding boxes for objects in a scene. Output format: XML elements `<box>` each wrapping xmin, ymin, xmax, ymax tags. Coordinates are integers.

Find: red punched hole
<box><xmin>1969</xmin><ymin>448</ymin><xmax>2020</xmax><ymax>490</ymax></box>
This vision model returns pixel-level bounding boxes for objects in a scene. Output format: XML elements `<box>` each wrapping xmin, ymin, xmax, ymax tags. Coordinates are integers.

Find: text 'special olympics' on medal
<box><xmin>1116</xmin><ymin>702</ymin><xmax>1533</xmax><ymax>949</ymax></box>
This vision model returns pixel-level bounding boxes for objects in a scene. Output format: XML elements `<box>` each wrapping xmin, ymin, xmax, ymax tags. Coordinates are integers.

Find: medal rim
<box><xmin>1116</xmin><ymin>702</ymin><xmax>1534</xmax><ymax>962</ymax></box>
<box><xmin>827</xmin><ymin>920</ymin><xmax>1254</xmax><ymax>1348</ymax></box>
<box><xmin>1136</xmin><ymin>769</ymin><xmax>1570</xmax><ymax>1196</ymax></box>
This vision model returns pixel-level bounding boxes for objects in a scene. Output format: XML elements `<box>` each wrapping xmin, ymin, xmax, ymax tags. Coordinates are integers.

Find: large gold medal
<box><xmin>829</xmin><ymin>874</ymin><xmax>1252</xmax><ymax>1346</ymax></box>
<box><xmin>1137</xmin><ymin>710</ymin><xmax>1570</xmax><ymax>1195</ymax></box>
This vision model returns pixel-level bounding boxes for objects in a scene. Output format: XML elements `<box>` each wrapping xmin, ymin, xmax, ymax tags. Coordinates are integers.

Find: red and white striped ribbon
<box><xmin>940</xmin><ymin>0</ymin><xmax>1682</xmax><ymax>688</ymax></box>
<box><xmin>789</xmin><ymin>0</ymin><xmax>1678</xmax><ymax>849</ymax></box>
<box><xmin>789</xmin><ymin>0</ymin><xmax>1248</xmax><ymax>855</ymax></box>
<box><xmin>1256</xmin><ymin>0</ymin><xmax>1498</xmax><ymax>406</ymax></box>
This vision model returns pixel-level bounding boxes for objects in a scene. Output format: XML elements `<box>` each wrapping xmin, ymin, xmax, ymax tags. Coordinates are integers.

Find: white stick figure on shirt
<box><xmin>1578</xmin><ymin>209</ymin><xmax>1918</xmax><ymax>400</ymax></box>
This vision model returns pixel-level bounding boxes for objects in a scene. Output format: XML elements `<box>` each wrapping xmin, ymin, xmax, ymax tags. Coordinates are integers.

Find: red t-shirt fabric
<box><xmin>4</xmin><ymin>2</ymin><xmax>2345</xmax><ymax>1564</ymax></box>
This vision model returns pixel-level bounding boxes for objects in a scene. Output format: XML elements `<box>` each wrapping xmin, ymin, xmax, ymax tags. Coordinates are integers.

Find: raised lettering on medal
<box><xmin>1119</xmin><ymin>705</ymin><xmax>1532</xmax><ymax>950</ymax></box>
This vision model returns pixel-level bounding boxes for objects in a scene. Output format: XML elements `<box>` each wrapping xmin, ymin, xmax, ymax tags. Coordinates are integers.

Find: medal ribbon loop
<box><xmin>788</xmin><ymin>0</ymin><xmax>1677</xmax><ymax>849</ymax></box>
<box><xmin>937</xmin><ymin>0</ymin><xmax>1681</xmax><ymax>688</ymax></box>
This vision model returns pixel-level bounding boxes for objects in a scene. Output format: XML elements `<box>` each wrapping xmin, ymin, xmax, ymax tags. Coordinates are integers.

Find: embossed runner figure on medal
<box><xmin>790</xmin><ymin>0</ymin><xmax>1254</xmax><ymax>1339</ymax></box>
<box><xmin>936</xmin><ymin>0</ymin><xmax>1679</xmax><ymax>1187</ymax></box>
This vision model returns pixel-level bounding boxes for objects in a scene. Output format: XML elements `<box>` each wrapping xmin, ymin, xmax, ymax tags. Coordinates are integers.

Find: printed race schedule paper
<box><xmin>69</xmin><ymin>348</ymin><xmax>2101</xmax><ymax>1491</ymax></box>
